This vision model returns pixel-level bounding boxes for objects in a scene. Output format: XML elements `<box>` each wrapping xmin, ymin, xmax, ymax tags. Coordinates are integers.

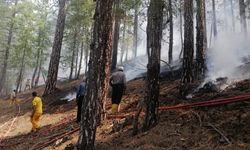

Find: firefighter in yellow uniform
<box><xmin>31</xmin><ymin>91</ymin><xmax>42</xmax><ymax>132</ymax></box>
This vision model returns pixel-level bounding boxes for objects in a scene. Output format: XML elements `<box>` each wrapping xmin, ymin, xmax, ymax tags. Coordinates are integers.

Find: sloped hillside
<box><xmin>1</xmin><ymin>78</ymin><xmax>250</xmax><ymax>150</ymax></box>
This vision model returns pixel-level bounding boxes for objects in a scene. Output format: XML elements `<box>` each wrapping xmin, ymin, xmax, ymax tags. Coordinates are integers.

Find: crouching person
<box><xmin>110</xmin><ymin>66</ymin><xmax>126</xmax><ymax>114</ymax></box>
<box><xmin>31</xmin><ymin>91</ymin><xmax>43</xmax><ymax>132</ymax></box>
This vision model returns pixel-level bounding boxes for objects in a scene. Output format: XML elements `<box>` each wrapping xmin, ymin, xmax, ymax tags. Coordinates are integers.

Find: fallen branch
<box><xmin>205</xmin><ymin>123</ymin><xmax>231</xmax><ymax>145</ymax></box>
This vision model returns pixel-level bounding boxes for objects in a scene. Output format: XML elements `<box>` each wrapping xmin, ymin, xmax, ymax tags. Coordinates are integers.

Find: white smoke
<box><xmin>206</xmin><ymin>33</ymin><xmax>250</xmax><ymax>81</ymax></box>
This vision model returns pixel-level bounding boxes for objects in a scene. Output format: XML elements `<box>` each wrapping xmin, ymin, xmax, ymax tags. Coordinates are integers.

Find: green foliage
<box><xmin>0</xmin><ymin>0</ymin><xmax>53</xmax><ymax>92</ymax></box>
<box><xmin>62</xmin><ymin>0</ymin><xmax>95</xmax><ymax>68</ymax></box>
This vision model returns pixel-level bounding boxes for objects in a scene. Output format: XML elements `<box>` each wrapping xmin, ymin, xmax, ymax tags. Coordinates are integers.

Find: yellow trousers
<box><xmin>31</xmin><ymin>112</ymin><xmax>42</xmax><ymax>131</ymax></box>
<box><xmin>112</xmin><ymin>104</ymin><xmax>120</xmax><ymax>114</ymax></box>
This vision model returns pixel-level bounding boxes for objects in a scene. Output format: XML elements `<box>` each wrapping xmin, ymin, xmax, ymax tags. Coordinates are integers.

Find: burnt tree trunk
<box><xmin>180</xmin><ymin>0</ymin><xmax>194</xmax><ymax>96</ymax></box>
<box><xmin>77</xmin><ymin>0</ymin><xmax>114</xmax><ymax>149</ymax></box>
<box><xmin>212</xmin><ymin>0</ymin><xmax>217</xmax><ymax>38</ymax></box>
<box><xmin>196</xmin><ymin>0</ymin><xmax>207</xmax><ymax>79</ymax></box>
<box><xmin>168</xmin><ymin>0</ymin><xmax>173</xmax><ymax>64</ymax></box>
<box><xmin>0</xmin><ymin>0</ymin><xmax>18</xmax><ymax>93</ymax></box>
<box><xmin>43</xmin><ymin>0</ymin><xmax>67</xmax><ymax>95</ymax></box>
<box><xmin>239</xmin><ymin>0</ymin><xmax>247</xmax><ymax>33</ymax></box>
<box><xmin>143</xmin><ymin>0</ymin><xmax>164</xmax><ymax>131</ymax></box>
<box><xmin>111</xmin><ymin>0</ymin><xmax>121</xmax><ymax>71</ymax></box>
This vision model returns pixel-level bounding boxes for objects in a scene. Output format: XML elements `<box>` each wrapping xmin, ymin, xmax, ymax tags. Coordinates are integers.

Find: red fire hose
<box><xmin>158</xmin><ymin>93</ymin><xmax>250</xmax><ymax>110</ymax></box>
<box><xmin>106</xmin><ymin>93</ymin><xmax>250</xmax><ymax>119</ymax></box>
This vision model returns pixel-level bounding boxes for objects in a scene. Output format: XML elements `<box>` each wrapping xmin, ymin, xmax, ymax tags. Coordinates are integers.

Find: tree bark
<box><xmin>180</xmin><ymin>0</ymin><xmax>194</xmax><ymax>96</ymax></box>
<box><xmin>111</xmin><ymin>0</ymin><xmax>121</xmax><ymax>71</ymax></box>
<box><xmin>143</xmin><ymin>0</ymin><xmax>164</xmax><ymax>131</ymax></box>
<box><xmin>168</xmin><ymin>0</ymin><xmax>173</xmax><ymax>64</ymax></box>
<box><xmin>43</xmin><ymin>0</ymin><xmax>67</xmax><ymax>96</ymax></box>
<box><xmin>196</xmin><ymin>0</ymin><xmax>207</xmax><ymax>79</ymax></box>
<box><xmin>77</xmin><ymin>0</ymin><xmax>114</xmax><ymax>149</ymax></box>
<box><xmin>0</xmin><ymin>0</ymin><xmax>18</xmax><ymax>93</ymax></box>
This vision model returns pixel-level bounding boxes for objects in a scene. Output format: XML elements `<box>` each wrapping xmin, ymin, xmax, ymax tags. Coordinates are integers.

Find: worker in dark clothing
<box><xmin>110</xmin><ymin>66</ymin><xmax>126</xmax><ymax>114</ymax></box>
<box><xmin>76</xmin><ymin>78</ymin><xmax>86</xmax><ymax>123</ymax></box>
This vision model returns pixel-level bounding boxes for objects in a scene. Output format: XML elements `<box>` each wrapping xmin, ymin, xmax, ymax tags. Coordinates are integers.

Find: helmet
<box><xmin>117</xmin><ymin>66</ymin><xmax>124</xmax><ymax>71</ymax></box>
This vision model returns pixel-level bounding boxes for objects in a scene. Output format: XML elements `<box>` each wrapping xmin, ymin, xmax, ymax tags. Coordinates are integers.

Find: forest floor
<box><xmin>1</xmin><ymin>77</ymin><xmax>250</xmax><ymax>150</ymax></box>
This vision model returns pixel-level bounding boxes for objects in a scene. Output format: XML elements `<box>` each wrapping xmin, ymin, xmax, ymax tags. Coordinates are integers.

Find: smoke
<box><xmin>60</xmin><ymin>92</ymin><xmax>76</xmax><ymax>101</ymax></box>
<box><xmin>206</xmin><ymin>33</ymin><xmax>250</xmax><ymax>82</ymax></box>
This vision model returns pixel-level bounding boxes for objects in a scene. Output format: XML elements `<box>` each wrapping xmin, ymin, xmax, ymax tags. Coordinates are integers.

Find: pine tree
<box><xmin>43</xmin><ymin>0</ymin><xmax>68</xmax><ymax>95</ymax></box>
<box><xmin>77</xmin><ymin>0</ymin><xmax>114</xmax><ymax>149</ymax></box>
<box><xmin>195</xmin><ymin>0</ymin><xmax>207</xmax><ymax>79</ymax></box>
<box><xmin>143</xmin><ymin>0</ymin><xmax>164</xmax><ymax>131</ymax></box>
<box><xmin>180</xmin><ymin>0</ymin><xmax>194</xmax><ymax>96</ymax></box>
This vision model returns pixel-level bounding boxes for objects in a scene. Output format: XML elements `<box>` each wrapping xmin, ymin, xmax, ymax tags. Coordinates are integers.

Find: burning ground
<box><xmin>1</xmin><ymin>76</ymin><xmax>250</xmax><ymax>149</ymax></box>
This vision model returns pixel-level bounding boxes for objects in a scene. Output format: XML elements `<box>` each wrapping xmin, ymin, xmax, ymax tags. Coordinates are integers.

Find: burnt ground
<box><xmin>1</xmin><ymin>78</ymin><xmax>250</xmax><ymax>150</ymax></box>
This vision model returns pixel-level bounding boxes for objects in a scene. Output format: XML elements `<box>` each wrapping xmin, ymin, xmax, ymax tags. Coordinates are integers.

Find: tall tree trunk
<box><xmin>120</xmin><ymin>21</ymin><xmax>126</xmax><ymax>64</ymax></box>
<box><xmin>84</xmin><ymin>44</ymin><xmax>89</xmax><ymax>75</ymax></box>
<box><xmin>16</xmin><ymin>47</ymin><xmax>27</xmax><ymax>92</ymax></box>
<box><xmin>179</xmin><ymin>1</ymin><xmax>184</xmax><ymax>59</ymax></box>
<box><xmin>239</xmin><ymin>0</ymin><xmax>247</xmax><ymax>33</ymax></box>
<box><xmin>77</xmin><ymin>0</ymin><xmax>114</xmax><ymax>149</ymax></box>
<box><xmin>77</xmin><ymin>41</ymin><xmax>84</xmax><ymax>78</ymax></box>
<box><xmin>230</xmin><ymin>0</ymin><xmax>236</xmax><ymax>32</ymax></box>
<box><xmin>31</xmin><ymin>29</ymin><xmax>42</xmax><ymax>88</ymax></box>
<box><xmin>69</xmin><ymin>29</ymin><xmax>78</xmax><ymax>80</ymax></box>
<box><xmin>212</xmin><ymin>0</ymin><xmax>217</xmax><ymax>38</ymax></box>
<box><xmin>168</xmin><ymin>0</ymin><xmax>173</xmax><ymax>64</ymax></box>
<box><xmin>0</xmin><ymin>0</ymin><xmax>18</xmax><ymax>93</ymax></box>
<box><xmin>223</xmin><ymin>0</ymin><xmax>228</xmax><ymax>31</ymax></box>
<box><xmin>43</xmin><ymin>0</ymin><xmax>67</xmax><ymax>96</ymax></box>
<box><xmin>143</xmin><ymin>0</ymin><xmax>164</xmax><ymax>131</ymax></box>
<box><xmin>180</xmin><ymin>0</ymin><xmax>194</xmax><ymax>96</ymax></box>
<box><xmin>125</xmin><ymin>44</ymin><xmax>129</xmax><ymax>61</ymax></box>
<box><xmin>111</xmin><ymin>0</ymin><xmax>121</xmax><ymax>71</ymax></box>
<box><xmin>247</xmin><ymin>0</ymin><xmax>250</xmax><ymax>28</ymax></box>
<box><xmin>133</xmin><ymin>2</ymin><xmax>139</xmax><ymax>58</ymax></box>
<box><xmin>84</xmin><ymin>28</ymin><xmax>91</xmax><ymax>75</ymax></box>
<box><xmin>196</xmin><ymin>0</ymin><xmax>207</xmax><ymax>79</ymax></box>
<box><xmin>75</xmin><ymin>39</ymin><xmax>79</xmax><ymax>78</ymax></box>
<box><xmin>35</xmin><ymin>49</ymin><xmax>44</xmax><ymax>87</ymax></box>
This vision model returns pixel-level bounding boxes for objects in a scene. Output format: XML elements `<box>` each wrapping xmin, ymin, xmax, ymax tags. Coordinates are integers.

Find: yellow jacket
<box><xmin>32</xmin><ymin>96</ymin><xmax>43</xmax><ymax>114</ymax></box>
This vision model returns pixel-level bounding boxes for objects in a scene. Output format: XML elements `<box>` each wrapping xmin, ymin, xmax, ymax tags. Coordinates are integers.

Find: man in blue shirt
<box><xmin>76</xmin><ymin>78</ymin><xmax>86</xmax><ymax>123</ymax></box>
